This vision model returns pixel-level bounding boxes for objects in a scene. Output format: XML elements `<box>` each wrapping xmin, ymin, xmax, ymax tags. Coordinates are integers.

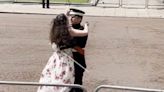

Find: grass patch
<box><xmin>16</xmin><ymin>0</ymin><xmax>89</xmax><ymax>3</ymax></box>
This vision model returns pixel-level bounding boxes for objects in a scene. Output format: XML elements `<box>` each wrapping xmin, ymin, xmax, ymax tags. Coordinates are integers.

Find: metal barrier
<box><xmin>91</xmin><ymin>0</ymin><xmax>120</xmax><ymax>8</ymax></box>
<box><xmin>94</xmin><ymin>85</ymin><xmax>164</xmax><ymax>92</ymax></box>
<box><xmin>92</xmin><ymin>0</ymin><xmax>164</xmax><ymax>9</ymax></box>
<box><xmin>93</xmin><ymin>0</ymin><xmax>146</xmax><ymax>8</ymax></box>
<box><xmin>91</xmin><ymin>0</ymin><xmax>100</xmax><ymax>6</ymax></box>
<box><xmin>0</xmin><ymin>81</ymin><xmax>87</xmax><ymax>92</ymax></box>
<box><xmin>97</xmin><ymin>0</ymin><xmax>120</xmax><ymax>8</ymax></box>
<box><xmin>121</xmin><ymin>0</ymin><xmax>147</xmax><ymax>9</ymax></box>
<box><xmin>147</xmin><ymin>0</ymin><xmax>164</xmax><ymax>9</ymax></box>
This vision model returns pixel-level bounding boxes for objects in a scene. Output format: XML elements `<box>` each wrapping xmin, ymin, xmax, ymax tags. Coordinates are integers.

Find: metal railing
<box><xmin>92</xmin><ymin>0</ymin><xmax>120</xmax><ymax>8</ymax></box>
<box><xmin>93</xmin><ymin>0</ymin><xmax>147</xmax><ymax>8</ymax></box>
<box><xmin>94</xmin><ymin>85</ymin><xmax>164</xmax><ymax>92</ymax></box>
<box><xmin>147</xmin><ymin>0</ymin><xmax>164</xmax><ymax>9</ymax></box>
<box><xmin>0</xmin><ymin>81</ymin><xmax>87</xmax><ymax>92</ymax></box>
<box><xmin>92</xmin><ymin>0</ymin><xmax>164</xmax><ymax>9</ymax></box>
<box><xmin>121</xmin><ymin>0</ymin><xmax>147</xmax><ymax>9</ymax></box>
<box><xmin>0</xmin><ymin>81</ymin><xmax>164</xmax><ymax>92</ymax></box>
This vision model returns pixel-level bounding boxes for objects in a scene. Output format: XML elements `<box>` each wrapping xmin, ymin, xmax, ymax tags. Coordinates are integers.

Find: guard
<box><xmin>42</xmin><ymin>0</ymin><xmax>49</xmax><ymax>8</ymax></box>
<box><xmin>68</xmin><ymin>8</ymin><xmax>88</xmax><ymax>92</ymax></box>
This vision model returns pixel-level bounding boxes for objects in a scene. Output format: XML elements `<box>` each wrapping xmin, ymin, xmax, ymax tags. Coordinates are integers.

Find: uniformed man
<box><xmin>68</xmin><ymin>8</ymin><xmax>88</xmax><ymax>92</ymax></box>
<box><xmin>42</xmin><ymin>0</ymin><xmax>49</xmax><ymax>8</ymax></box>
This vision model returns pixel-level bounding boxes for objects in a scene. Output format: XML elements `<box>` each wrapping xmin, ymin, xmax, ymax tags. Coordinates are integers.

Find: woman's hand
<box><xmin>84</xmin><ymin>22</ymin><xmax>89</xmax><ymax>32</ymax></box>
<box><xmin>85</xmin><ymin>21</ymin><xmax>89</xmax><ymax>26</ymax></box>
<box><xmin>68</xmin><ymin>16</ymin><xmax>72</xmax><ymax>27</ymax></box>
<box><xmin>65</xmin><ymin>12</ymin><xmax>72</xmax><ymax>27</ymax></box>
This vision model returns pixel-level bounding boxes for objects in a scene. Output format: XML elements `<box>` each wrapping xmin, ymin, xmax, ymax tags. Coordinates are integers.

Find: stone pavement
<box><xmin>0</xmin><ymin>3</ymin><xmax>164</xmax><ymax>18</ymax></box>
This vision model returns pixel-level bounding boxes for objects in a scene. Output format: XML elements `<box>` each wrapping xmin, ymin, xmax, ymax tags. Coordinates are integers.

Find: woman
<box><xmin>37</xmin><ymin>13</ymin><xmax>88</xmax><ymax>92</ymax></box>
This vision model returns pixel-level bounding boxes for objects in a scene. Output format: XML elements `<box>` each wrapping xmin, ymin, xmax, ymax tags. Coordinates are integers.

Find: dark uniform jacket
<box><xmin>72</xmin><ymin>24</ymin><xmax>88</xmax><ymax>69</ymax></box>
<box><xmin>72</xmin><ymin>24</ymin><xmax>88</xmax><ymax>48</ymax></box>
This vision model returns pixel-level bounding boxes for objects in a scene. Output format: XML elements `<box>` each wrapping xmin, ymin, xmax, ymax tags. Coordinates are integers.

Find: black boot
<box><xmin>42</xmin><ymin>0</ymin><xmax>45</xmax><ymax>8</ymax></box>
<box><xmin>46</xmin><ymin>0</ymin><xmax>50</xmax><ymax>8</ymax></box>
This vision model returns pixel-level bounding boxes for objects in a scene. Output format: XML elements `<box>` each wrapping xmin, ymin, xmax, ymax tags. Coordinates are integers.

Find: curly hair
<box><xmin>50</xmin><ymin>13</ymin><xmax>73</xmax><ymax>49</ymax></box>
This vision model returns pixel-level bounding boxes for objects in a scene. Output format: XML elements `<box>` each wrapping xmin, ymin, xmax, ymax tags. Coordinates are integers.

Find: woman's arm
<box><xmin>69</xmin><ymin>23</ymin><xmax>89</xmax><ymax>37</ymax></box>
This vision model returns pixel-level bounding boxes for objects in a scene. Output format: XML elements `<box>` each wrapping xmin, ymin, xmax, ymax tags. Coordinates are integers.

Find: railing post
<box><xmin>93</xmin><ymin>0</ymin><xmax>100</xmax><ymax>6</ymax></box>
<box><xmin>119</xmin><ymin>0</ymin><xmax>122</xmax><ymax>8</ymax></box>
<box><xmin>145</xmin><ymin>0</ymin><xmax>149</xmax><ymax>9</ymax></box>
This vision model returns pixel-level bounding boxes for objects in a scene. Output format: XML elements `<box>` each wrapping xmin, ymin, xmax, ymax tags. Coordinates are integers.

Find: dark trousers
<box><xmin>70</xmin><ymin>52</ymin><xmax>86</xmax><ymax>92</ymax></box>
<box><xmin>42</xmin><ymin>0</ymin><xmax>49</xmax><ymax>8</ymax></box>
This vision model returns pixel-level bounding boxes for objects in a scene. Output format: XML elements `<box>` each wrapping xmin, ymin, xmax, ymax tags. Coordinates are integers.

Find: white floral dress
<box><xmin>37</xmin><ymin>43</ymin><xmax>75</xmax><ymax>92</ymax></box>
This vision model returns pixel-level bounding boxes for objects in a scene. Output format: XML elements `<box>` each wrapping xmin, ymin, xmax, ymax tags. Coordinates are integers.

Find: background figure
<box><xmin>68</xmin><ymin>8</ymin><xmax>88</xmax><ymax>92</ymax></box>
<box><xmin>42</xmin><ymin>0</ymin><xmax>49</xmax><ymax>8</ymax></box>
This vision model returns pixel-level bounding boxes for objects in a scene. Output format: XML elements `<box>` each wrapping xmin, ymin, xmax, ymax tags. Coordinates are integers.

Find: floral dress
<box><xmin>37</xmin><ymin>43</ymin><xmax>75</xmax><ymax>92</ymax></box>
